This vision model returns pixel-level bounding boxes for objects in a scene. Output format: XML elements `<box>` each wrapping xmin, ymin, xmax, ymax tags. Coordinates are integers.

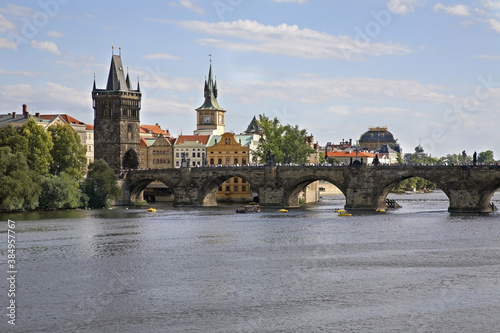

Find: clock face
<box><xmin>203</xmin><ymin>115</ymin><xmax>211</xmax><ymax>124</ymax></box>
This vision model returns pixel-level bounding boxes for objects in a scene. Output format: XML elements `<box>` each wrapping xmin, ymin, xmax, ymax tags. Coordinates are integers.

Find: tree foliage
<box><xmin>39</xmin><ymin>173</ymin><xmax>84</xmax><ymax>210</ymax></box>
<box><xmin>49</xmin><ymin>124</ymin><xmax>87</xmax><ymax>179</ymax></box>
<box><xmin>0</xmin><ymin>147</ymin><xmax>41</xmax><ymax>211</ymax></box>
<box><xmin>0</xmin><ymin>124</ymin><xmax>28</xmax><ymax>156</ymax></box>
<box><xmin>253</xmin><ymin>114</ymin><xmax>314</xmax><ymax>164</ymax></box>
<box><xmin>83</xmin><ymin>159</ymin><xmax>122</xmax><ymax>208</ymax></box>
<box><xmin>478</xmin><ymin>150</ymin><xmax>494</xmax><ymax>164</ymax></box>
<box><xmin>20</xmin><ymin>118</ymin><xmax>53</xmax><ymax>174</ymax></box>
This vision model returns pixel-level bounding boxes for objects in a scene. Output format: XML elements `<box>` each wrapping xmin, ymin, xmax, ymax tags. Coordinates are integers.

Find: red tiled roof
<box><xmin>140</xmin><ymin>124</ymin><xmax>170</xmax><ymax>136</ymax></box>
<box><xmin>139</xmin><ymin>138</ymin><xmax>148</xmax><ymax>146</ymax></box>
<box><xmin>175</xmin><ymin>135</ymin><xmax>210</xmax><ymax>145</ymax></box>
<box><xmin>85</xmin><ymin>124</ymin><xmax>94</xmax><ymax>130</ymax></box>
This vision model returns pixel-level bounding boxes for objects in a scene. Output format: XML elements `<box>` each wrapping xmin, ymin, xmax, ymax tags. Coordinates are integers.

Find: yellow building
<box><xmin>139</xmin><ymin>134</ymin><xmax>173</xmax><ymax>170</ymax></box>
<box><xmin>207</xmin><ymin>132</ymin><xmax>253</xmax><ymax>202</ymax></box>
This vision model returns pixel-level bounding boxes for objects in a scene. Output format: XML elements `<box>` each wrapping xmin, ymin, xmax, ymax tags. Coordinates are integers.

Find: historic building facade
<box><xmin>92</xmin><ymin>51</ymin><xmax>141</xmax><ymax>171</ymax></box>
<box><xmin>207</xmin><ymin>132</ymin><xmax>252</xmax><ymax>201</ymax></box>
<box><xmin>173</xmin><ymin>135</ymin><xmax>211</xmax><ymax>168</ymax></box>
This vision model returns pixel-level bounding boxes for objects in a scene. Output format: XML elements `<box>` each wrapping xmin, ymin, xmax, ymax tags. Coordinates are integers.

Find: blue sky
<box><xmin>1</xmin><ymin>0</ymin><xmax>500</xmax><ymax>157</ymax></box>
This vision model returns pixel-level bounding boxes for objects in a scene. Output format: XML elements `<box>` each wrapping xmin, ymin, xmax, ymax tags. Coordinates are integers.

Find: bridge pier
<box><xmin>448</xmin><ymin>189</ymin><xmax>493</xmax><ymax>213</ymax></box>
<box><xmin>344</xmin><ymin>187</ymin><xmax>386</xmax><ymax>211</ymax></box>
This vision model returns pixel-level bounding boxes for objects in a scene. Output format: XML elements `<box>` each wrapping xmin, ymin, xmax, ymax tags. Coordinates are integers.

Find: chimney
<box><xmin>22</xmin><ymin>104</ymin><xmax>29</xmax><ymax>118</ymax></box>
<box><xmin>12</xmin><ymin>112</ymin><xmax>16</xmax><ymax>119</ymax></box>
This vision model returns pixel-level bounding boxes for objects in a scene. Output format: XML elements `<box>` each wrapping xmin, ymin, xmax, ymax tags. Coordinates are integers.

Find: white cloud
<box><xmin>0</xmin><ymin>69</ymin><xmax>35</xmax><ymax>77</ymax></box>
<box><xmin>482</xmin><ymin>0</ymin><xmax>500</xmax><ymax>10</ymax></box>
<box><xmin>46</xmin><ymin>31</ymin><xmax>64</xmax><ymax>38</ymax></box>
<box><xmin>434</xmin><ymin>3</ymin><xmax>470</xmax><ymax>16</ymax></box>
<box><xmin>387</xmin><ymin>0</ymin><xmax>421</xmax><ymax>15</ymax></box>
<box><xmin>31</xmin><ymin>40</ymin><xmax>61</xmax><ymax>55</ymax></box>
<box><xmin>179</xmin><ymin>0</ymin><xmax>204</xmax><ymax>14</ymax></box>
<box><xmin>0</xmin><ymin>13</ymin><xmax>15</xmax><ymax>32</ymax></box>
<box><xmin>487</xmin><ymin>18</ymin><xmax>500</xmax><ymax>32</ymax></box>
<box><xmin>474</xmin><ymin>54</ymin><xmax>500</xmax><ymax>60</ymax></box>
<box><xmin>0</xmin><ymin>37</ymin><xmax>17</xmax><ymax>50</ymax></box>
<box><xmin>143</xmin><ymin>53</ymin><xmax>180</xmax><ymax>60</ymax></box>
<box><xmin>176</xmin><ymin>20</ymin><xmax>412</xmax><ymax>60</ymax></box>
<box><xmin>0</xmin><ymin>4</ymin><xmax>33</xmax><ymax>17</ymax></box>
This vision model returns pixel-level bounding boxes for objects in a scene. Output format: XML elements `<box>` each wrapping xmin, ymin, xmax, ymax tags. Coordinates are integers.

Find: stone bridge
<box><xmin>120</xmin><ymin>165</ymin><xmax>500</xmax><ymax>212</ymax></box>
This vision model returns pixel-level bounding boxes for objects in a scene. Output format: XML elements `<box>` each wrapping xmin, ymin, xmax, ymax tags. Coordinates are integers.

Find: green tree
<box><xmin>0</xmin><ymin>147</ymin><xmax>41</xmax><ymax>211</ymax></box>
<box><xmin>396</xmin><ymin>153</ymin><xmax>404</xmax><ymax>165</ymax></box>
<box><xmin>477</xmin><ymin>150</ymin><xmax>494</xmax><ymax>164</ymax></box>
<box><xmin>48</xmin><ymin>124</ymin><xmax>87</xmax><ymax>179</ymax></box>
<box><xmin>39</xmin><ymin>173</ymin><xmax>83</xmax><ymax>210</ymax></box>
<box><xmin>20</xmin><ymin>118</ymin><xmax>53</xmax><ymax>174</ymax></box>
<box><xmin>253</xmin><ymin>114</ymin><xmax>314</xmax><ymax>164</ymax></box>
<box><xmin>83</xmin><ymin>159</ymin><xmax>122</xmax><ymax>208</ymax></box>
<box><xmin>0</xmin><ymin>124</ymin><xmax>28</xmax><ymax>156</ymax></box>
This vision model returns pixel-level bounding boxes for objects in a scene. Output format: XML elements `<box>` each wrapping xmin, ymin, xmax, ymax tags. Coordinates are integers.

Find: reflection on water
<box><xmin>1</xmin><ymin>192</ymin><xmax>500</xmax><ymax>333</ymax></box>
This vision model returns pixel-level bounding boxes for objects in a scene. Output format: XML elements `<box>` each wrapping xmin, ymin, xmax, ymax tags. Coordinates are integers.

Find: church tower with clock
<box><xmin>194</xmin><ymin>59</ymin><xmax>226</xmax><ymax>135</ymax></box>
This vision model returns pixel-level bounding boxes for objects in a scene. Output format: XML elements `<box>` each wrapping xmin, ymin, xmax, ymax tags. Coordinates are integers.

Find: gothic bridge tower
<box><xmin>92</xmin><ymin>49</ymin><xmax>141</xmax><ymax>171</ymax></box>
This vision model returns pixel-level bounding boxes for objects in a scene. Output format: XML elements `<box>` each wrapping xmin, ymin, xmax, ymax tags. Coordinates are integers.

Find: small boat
<box><xmin>278</xmin><ymin>209</ymin><xmax>288</xmax><ymax>213</ymax></box>
<box><xmin>376</xmin><ymin>208</ymin><xmax>386</xmax><ymax>212</ymax></box>
<box><xmin>334</xmin><ymin>208</ymin><xmax>345</xmax><ymax>213</ymax></box>
<box><xmin>338</xmin><ymin>212</ymin><xmax>352</xmax><ymax>217</ymax></box>
<box><xmin>236</xmin><ymin>205</ymin><xmax>261</xmax><ymax>213</ymax></box>
<box><xmin>147</xmin><ymin>208</ymin><xmax>156</xmax><ymax>212</ymax></box>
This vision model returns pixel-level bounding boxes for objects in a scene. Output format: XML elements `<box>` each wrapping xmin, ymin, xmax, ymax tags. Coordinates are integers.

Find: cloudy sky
<box><xmin>1</xmin><ymin>0</ymin><xmax>500</xmax><ymax>157</ymax></box>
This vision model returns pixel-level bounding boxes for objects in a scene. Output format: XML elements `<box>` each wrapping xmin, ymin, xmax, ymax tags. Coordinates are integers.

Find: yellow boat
<box><xmin>278</xmin><ymin>209</ymin><xmax>288</xmax><ymax>213</ymax></box>
<box><xmin>376</xmin><ymin>208</ymin><xmax>386</xmax><ymax>212</ymax></box>
<box><xmin>147</xmin><ymin>208</ymin><xmax>156</xmax><ymax>212</ymax></box>
<box><xmin>334</xmin><ymin>208</ymin><xmax>345</xmax><ymax>213</ymax></box>
<box><xmin>338</xmin><ymin>212</ymin><xmax>352</xmax><ymax>217</ymax></box>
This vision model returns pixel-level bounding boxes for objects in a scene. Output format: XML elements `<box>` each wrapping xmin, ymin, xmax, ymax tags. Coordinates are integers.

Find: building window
<box><xmin>218</xmin><ymin>158</ymin><xmax>222</xmax><ymax>164</ymax></box>
<box><xmin>226</xmin><ymin>158</ymin><xmax>230</xmax><ymax>165</ymax></box>
<box><xmin>234</xmin><ymin>178</ymin><xmax>238</xmax><ymax>183</ymax></box>
<box><xmin>225</xmin><ymin>186</ymin><xmax>230</xmax><ymax>191</ymax></box>
<box><xmin>210</xmin><ymin>158</ymin><xmax>214</xmax><ymax>165</ymax></box>
<box><xmin>242</xmin><ymin>158</ymin><xmax>247</xmax><ymax>165</ymax></box>
<box><xmin>234</xmin><ymin>158</ymin><xmax>238</xmax><ymax>165</ymax></box>
<box><xmin>219</xmin><ymin>187</ymin><xmax>222</xmax><ymax>191</ymax></box>
<box><xmin>234</xmin><ymin>186</ymin><xmax>238</xmax><ymax>192</ymax></box>
<box><xmin>242</xmin><ymin>186</ymin><xmax>246</xmax><ymax>192</ymax></box>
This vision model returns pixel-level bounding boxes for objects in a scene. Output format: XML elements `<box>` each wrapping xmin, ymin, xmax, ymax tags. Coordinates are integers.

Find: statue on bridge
<box><xmin>266</xmin><ymin>150</ymin><xmax>276</xmax><ymax>166</ymax></box>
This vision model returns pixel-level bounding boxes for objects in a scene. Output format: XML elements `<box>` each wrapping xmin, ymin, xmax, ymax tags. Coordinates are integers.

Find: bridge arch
<box><xmin>198</xmin><ymin>171</ymin><xmax>259</xmax><ymax>206</ymax></box>
<box><xmin>284</xmin><ymin>175</ymin><xmax>346</xmax><ymax>207</ymax></box>
<box><xmin>127</xmin><ymin>177</ymin><xmax>177</xmax><ymax>203</ymax></box>
<box><xmin>373</xmin><ymin>172</ymin><xmax>449</xmax><ymax>209</ymax></box>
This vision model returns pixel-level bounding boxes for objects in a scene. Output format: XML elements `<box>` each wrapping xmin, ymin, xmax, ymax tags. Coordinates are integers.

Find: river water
<box><xmin>2</xmin><ymin>191</ymin><xmax>500</xmax><ymax>333</ymax></box>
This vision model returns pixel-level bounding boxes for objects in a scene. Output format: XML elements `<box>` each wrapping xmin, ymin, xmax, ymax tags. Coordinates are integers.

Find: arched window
<box><xmin>226</xmin><ymin>158</ymin><xmax>230</xmax><ymax>165</ymax></box>
<box><xmin>242</xmin><ymin>158</ymin><xmax>247</xmax><ymax>165</ymax></box>
<box><xmin>210</xmin><ymin>158</ymin><xmax>214</xmax><ymax>165</ymax></box>
<box><xmin>218</xmin><ymin>158</ymin><xmax>222</xmax><ymax>165</ymax></box>
<box><xmin>234</xmin><ymin>158</ymin><xmax>238</xmax><ymax>165</ymax></box>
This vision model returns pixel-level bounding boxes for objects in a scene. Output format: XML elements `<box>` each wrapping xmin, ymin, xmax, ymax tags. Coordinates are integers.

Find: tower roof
<box><xmin>106</xmin><ymin>55</ymin><xmax>129</xmax><ymax>91</ymax></box>
<box><xmin>196</xmin><ymin>60</ymin><xmax>225</xmax><ymax>111</ymax></box>
<box><xmin>244</xmin><ymin>116</ymin><xmax>261</xmax><ymax>134</ymax></box>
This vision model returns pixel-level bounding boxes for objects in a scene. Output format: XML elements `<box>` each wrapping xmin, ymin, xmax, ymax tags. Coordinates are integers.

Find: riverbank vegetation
<box><xmin>0</xmin><ymin>120</ymin><xmax>120</xmax><ymax>212</ymax></box>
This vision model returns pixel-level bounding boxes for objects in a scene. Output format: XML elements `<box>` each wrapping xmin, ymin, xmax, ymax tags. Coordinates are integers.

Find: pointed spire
<box><xmin>126</xmin><ymin>66</ymin><xmax>132</xmax><ymax>90</ymax></box>
<box><xmin>136</xmin><ymin>77</ymin><xmax>140</xmax><ymax>92</ymax></box>
<box><xmin>106</xmin><ymin>53</ymin><xmax>128</xmax><ymax>91</ymax></box>
<box><xmin>196</xmin><ymin>57</ymin><xmax>224</xmax><ymax>111</ymax></box>
<box><xmin>93</xmin><ymin>73</ymin><xmax>96</xmax><ymax>91</ymax></box>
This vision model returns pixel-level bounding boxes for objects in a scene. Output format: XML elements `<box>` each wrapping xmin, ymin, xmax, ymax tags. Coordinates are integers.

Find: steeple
<box><xmin>197</xmin><ymin>58</ymin><xmax>224</xmax><ymax>111</ymax></box>
<box><xmin>106</xmin><ymin>54</ymin><xmax>129</xmax><ymax>91</ymax></box>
